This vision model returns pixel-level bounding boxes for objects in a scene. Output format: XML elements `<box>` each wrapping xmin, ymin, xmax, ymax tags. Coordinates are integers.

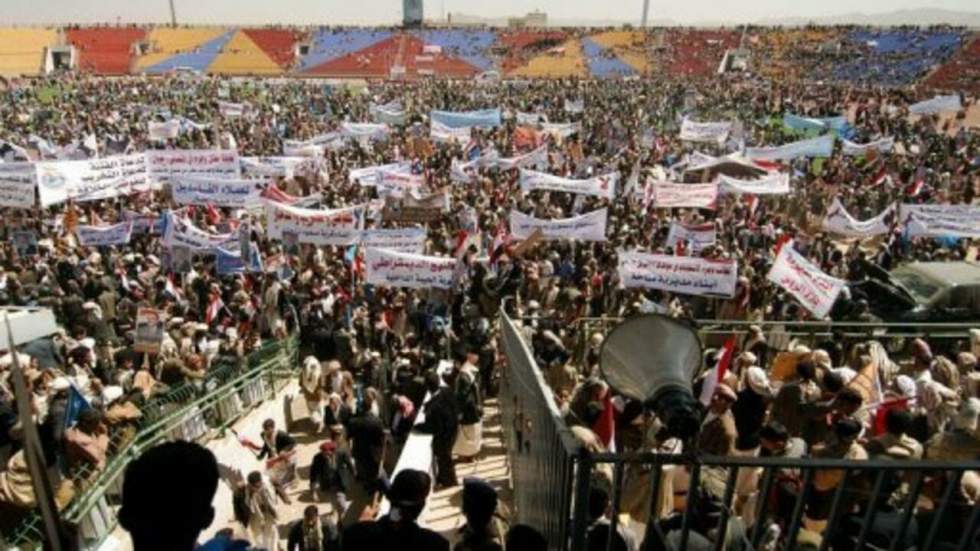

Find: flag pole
<box><xmin>5</xmin><ymin>313</ymin><xmax>64</xmax><ymax>551</ymax></box>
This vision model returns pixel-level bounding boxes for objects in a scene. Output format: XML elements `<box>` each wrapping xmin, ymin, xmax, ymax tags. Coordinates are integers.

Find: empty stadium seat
<box><xmin>136</xmin><ymin>28</ymin><xmax>232</xmax><ymax>73</ymax></box>
<box><xmin>66</xmin><ymin>27</ymin><xmax>146</xmax><ymax>75</ymax></box>
<box><xmin>415</xmin><ymin>29</ymin><xmax>497</xmax><ymax>71</ymax></box>
<box><xmin>582</xmin><ymin>37</ymin><xmax>635</xmax><ymax>78</ymax></box>
<box><xmin>508</xmin><ymin>38</ymin><xmax>587</xmax><ymax>78</ymax></box>
<box><xmin>242</xmin><ymin>29</ymin><xmax>300</xmax><ymax>68</ymax></box>
<box><xmin>208</xmin><ymin>30</ymin><xmax>283</xmax><ymax>75</ymax></box>
<box><xmin>298</xmin><ymin>29</ymin><xmax>392</xmax><ymax>72</ymax></box>
<box><xmin>0</xmin><ymin>28</ymin><xmax>59</xmax><ymax>76</ymax></box>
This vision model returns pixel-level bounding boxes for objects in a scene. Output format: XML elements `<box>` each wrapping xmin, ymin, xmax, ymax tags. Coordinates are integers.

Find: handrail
<box><xmin>3</xmin><ymin>335</ymin><xmax>298</xmax><ymax>550</ymax></box>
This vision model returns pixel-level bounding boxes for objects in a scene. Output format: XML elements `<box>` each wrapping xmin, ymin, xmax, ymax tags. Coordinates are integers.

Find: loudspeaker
<box><xmin>600</xmin><ymin>314</ymin><xmax>702</xmax><ymax>440</ymax></box>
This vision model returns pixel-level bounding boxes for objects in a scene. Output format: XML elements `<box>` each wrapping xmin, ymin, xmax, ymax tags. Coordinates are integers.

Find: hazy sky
<box><xmin>3</xmin><ymin>0</ymin><xmax>977</xmax><ymax>25</ymax></box>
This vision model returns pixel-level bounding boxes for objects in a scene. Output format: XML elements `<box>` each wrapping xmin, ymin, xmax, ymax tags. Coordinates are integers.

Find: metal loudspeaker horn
<box><xmin>600</xmin><ymin>314</ymin><xmax>703</xmax><ymax>440</ymax></box>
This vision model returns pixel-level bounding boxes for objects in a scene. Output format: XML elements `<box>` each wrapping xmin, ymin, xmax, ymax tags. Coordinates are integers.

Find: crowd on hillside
<box><xmin>0</xmin><ymin>63</ymin><xmax>976</xmax><ymax>550</ymax></box>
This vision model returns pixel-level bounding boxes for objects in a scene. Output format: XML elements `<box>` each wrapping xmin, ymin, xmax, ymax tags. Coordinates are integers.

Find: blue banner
<box><xmin>216</xmin><ymin>245</ymin><xmax>262</xmax><ymax>275</ymax></box>
<box><xmin>745</xmin><ymin>134</ymin><xmax>835</xmax><ymax>161</ymax></box>
<box><xmin>64</xmin><ymin>384</ymin><xmax>91</xmax><ymax>429</ymax></box>
<box><xmin>783</xmin><ymin>113</ymin><xmax>848</xmax><ymax>132</ymax></box>
<box><xmin>430</xmin><ymin>108</ymin><xmax>501</xmax><ymax>129</ymax></box>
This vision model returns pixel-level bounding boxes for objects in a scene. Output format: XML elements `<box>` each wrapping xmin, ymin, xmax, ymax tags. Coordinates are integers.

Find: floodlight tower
<box><xmin>169</xmin><ymin>0</ymin><xmax>178</xmax><ymax>26</ymax></box>
<box><xmin>641</xmin><ymin>0</ymin><xmax>650</xmax><ymax>27</ymax></box>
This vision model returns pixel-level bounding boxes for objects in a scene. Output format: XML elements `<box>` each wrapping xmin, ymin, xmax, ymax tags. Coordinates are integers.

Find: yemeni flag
<box><xmin>593</xmin><ymin>392</ymin><xmax>617</xmax><ymax>452</ymax></box>
<box><xmin>205</xmin><ymin>292</ymin><xmax>225</xmax><ymax>325</ymax></box>
<box><xmin>261</xmin><ymin>184</ymin><xmax>299</xmax><ymax>204</ymax></box>
<box><xmin>699</xmin><ymin>336</ymin><xmax>737</xmax><ymax>406</ymax></box>
<box><xmin>870</xmin><ymin>165</ymin><xmax>889</xmax><ymax>187</ymax></box>
<box><xmin>205</xmin><ymin>204</ymin><xmax>223</xmax><ymax>226</ymax></box>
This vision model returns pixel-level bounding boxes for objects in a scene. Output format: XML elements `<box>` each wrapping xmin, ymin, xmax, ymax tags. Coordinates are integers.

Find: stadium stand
<box><xmin>242</xmin><ymin>29</ymin><xmax>301</xmax><ymax>69</ymax></box>
<box><xmin>588</xmin><ymin>30</ymin><xmax>649</xmax><ymax>73</ymax></box>
<box><xmin>0</xmin><ymin>28</ymin><xmax>59</xmax><ymax>76</ymax></box>
<box><xmin>208</xmin><ymin>30</ymin><xmax>284</xmax><ymax>75</ymax></box>
<box><xmin>303</xmin><ymin>33</ymin><xmax>480</xmax><ymax>78</ymax></box>
<box><xmin>136</xmin><ymin>28</ymin><xmax>232</xmax><ymax>73</ymax></box>
<box><xmin>745</xmin><ymin>28</ymin><xmax>842</xmax><ymax>81</ymax></box>
<box><xmin>496</xmin><ymin>30</ymin><xmax>567</xmax><ymax>73</ymax></box>
<box><xmin>508</xmin><ymin>38</ymin><xmax>586</xmax><ymax>78</ymax></box>
<box><xmin>582</xmin><ymin>36</ymin><xmax>636</xmax><ymax>78</ymax></box>
<box><xmin>823</xmin><ymin>29</ymin><xmax>965</xmax><ymax>86</ymax></box>
<box><xmin>66</xmin><ymin>27</ymin><xmax>146</xmax><ymax>75</ymax></box>
<box><xmin>925</xmin><ymin>33</ymin><xmax>980</xmax><ymax>94</ymax></box>
<box><xmin>297</xmin><ymin>29</ymin><xmax>392</xmax><ymax>73</ymax></box>
<box><xmin>663</xmin><ymin>29</ymin><xmax>739</xmax><ymax>76</ymax></box>
<box><xmin>415</xmin><ymin>29</ymin><xmax>497</xmax><ymax>71</ymax></box>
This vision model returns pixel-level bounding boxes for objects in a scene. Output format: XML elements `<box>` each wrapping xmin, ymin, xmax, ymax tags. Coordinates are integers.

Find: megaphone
<box><xmin>600</xmin><ymin>314</ymin><xmax>702</xmax><ymax>440</ymax></box>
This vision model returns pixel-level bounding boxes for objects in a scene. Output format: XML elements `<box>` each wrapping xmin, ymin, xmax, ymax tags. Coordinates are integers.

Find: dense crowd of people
<box><xmin>0</xmin><ymin>28</ymin><xmax>977</xmax><ymax>549</ymax></box>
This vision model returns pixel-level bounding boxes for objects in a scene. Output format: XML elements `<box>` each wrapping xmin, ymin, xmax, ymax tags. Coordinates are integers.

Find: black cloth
<box><xmin>286</xmin><ymin>519</ymin><xmax>340</xmax><ymax>551</ymax></box>
<box><xmin>308</xmin><ymin>450</ymin><xmax>354</xmax><ymax>493</ymax></box>
<box><xmin>258</xmin><ymin>430</ymin><xmax>297</xmax><ymax>459</ymax></box>
<box><xmin>342</xmin><ymin>516</ymin><xmax>449</xmax><ymax>551</ymax></box>
<box><xmin>731</xmin><ymin>388</ymin><xmax>767</xmax><ymax>450</ymax></box>
<box><xmin>416</xmin><ymin>388</ymin><xmax>459</xmax><ymax>486</ymax></box>
<box><xmin>347</xmin><ymin>412</ymin><xmax>385</xmax><ymax>482</ymax></box>
<box><xmin>323</xmin><ymin>404</ymin><xmax>351</xmax><ymax>430</ymax></box>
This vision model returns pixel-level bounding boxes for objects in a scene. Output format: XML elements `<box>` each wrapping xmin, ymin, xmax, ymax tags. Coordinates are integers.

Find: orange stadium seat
<box><xmin>66</xmin><ymin>27</ymin><xmax>146</xmax><ymax>75</ymax></box>
<box><xmin>0</xmin><ymin>28</ymin><xmax>59</xmax><ymax>77</ymax></box>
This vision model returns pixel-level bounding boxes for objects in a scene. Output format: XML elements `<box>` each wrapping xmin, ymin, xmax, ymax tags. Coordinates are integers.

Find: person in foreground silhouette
<box><xmin>119</xmin><ymin>440</ymin><xmax>219</xmax><ymax>551</ymax></box>
<box><xmin>342</xmin><ymin>468</ymin><xmax>449</xmax><ymax>551</ymax></box>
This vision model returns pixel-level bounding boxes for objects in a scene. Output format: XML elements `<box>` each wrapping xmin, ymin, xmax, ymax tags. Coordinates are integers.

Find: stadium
<box><xmin>0</xmin><ymin>0</ymin><xmax>979</xmax><ymax>550</ymax></box>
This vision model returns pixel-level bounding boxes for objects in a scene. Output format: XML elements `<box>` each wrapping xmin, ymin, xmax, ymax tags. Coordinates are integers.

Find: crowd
<box><xmin>0</xmin><ymin>38</ymin><xmax>977</xmax><ymax>550</ymax></box>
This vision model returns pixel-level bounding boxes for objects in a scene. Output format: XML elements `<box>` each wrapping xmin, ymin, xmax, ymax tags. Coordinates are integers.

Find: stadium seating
<box><xmin>582</xmin><ymin>37</ymin><xmax>635</xmax><ymax>78</ymax></box>
<box><xmin>415</xmin><ymin>29</ymin><xmax>497</xmax><ymax>71</ymax></box>
<box><xmin>824</xmin><ymin>30</ymin><xmax>965</xmax><ymax>86</ymax></box>
<box><xmin>208</xmin><ymin>30</ymin><xmax>285</xmax><ymax>75</ymax></box>
<box><xmin>662</xmin><ymin>29</ymin><xmax>739</xmax><ymax>76</ymax></box>
<box><xmin>242</xmin><ymin>29</ymin><xmax>300</xmax><ymax>68</ymax></box>
<box><xmin>304</xmin><ymin>33</ymin><xmax>480</xmax><ymax>78</ymax></box>
<box><xmin>66</xmin><ymin>27</ymin><xmax>146</xmax><ymax>74</ymax></box>
<box><xmin>136</xmin><ymin>28</ymin><xmax>233</xmax><ymax>73</ymax></box>
<box><xmin>298</xmin><ymin>29</ymin><xmax>392</xmax><ymax>73</ymax></box>
<box><xmin>497</xmin><ymin>30</ymin><xmax>567</xmax><ymax>73</ymax></box>
<box><xmin>925</xmin><ymin>34</ymin><xmax>980</xmax><ymax>94</ymax></box>
<box><xmin>508</xmin><ymin>38</ymin><xmax>586</xmax><ymax>78</ymax></box>
<box><xmin>589</xmin><ymin>30</ymin><xmax>649</xmax><ymax>73</ymax></box>
<box><xmin>0</xmin><ymin>28</ymin><xmax>59</xmax><ymax>76</ymax></box>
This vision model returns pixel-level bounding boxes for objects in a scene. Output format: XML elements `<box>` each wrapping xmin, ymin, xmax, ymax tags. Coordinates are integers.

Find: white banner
<box><xmin>564</xmin><ymin>99</ymin><xmax>584</xmax><ymax>114</ymax></box>
<box><xmin>364</xmin><ymin>247</ymin><xmax>456</xmax><ymax>289</ymax></box>
<box><xmin>744</xmin><ymin>134</ymin><xmax>835</xmax><ymax>161</ymax></box>
<box><xmin>148</xmin><ymin>120</ymin><xmax>181</xmax><ymax>141</ymax></box>
<box><xmin>494</xmin><ymin>145</ymin><xmax>547</xmax><ymax>170</ymax></box>
<box><xmin>75</xmin><ymin>221</ymin><xmax>133</xmax><ymax>247</ymax></box>
<box><xmin>540</xmin><ymin>122</ymin><xmax>580</xmax><ymax>139</ymax></box>
<box><xmin>516</xmin><ymin>111</ymin><xmax>547</xmax><ymax>125</ymax></box>
<box><xmin>370</xmin><ymin>102</ymin><xmax>407</xmax><ymax>125</ymax></box>
<box><xmin>430</xmin><ymin>121</ymin><xmax>472</xmax><ymax>143</ymax></box>
<box><xmin>717</xmin><ymin>173</ymin><xmax>790</xmax><ymax>195</ymax></box>
<box><xmin>265</xmin><ymin>201</ymin><xmax>362</xmax><ymax>246</ymax></box>
<box><xmin>618</xmin><ymin>251</ymin><xmax>737</xmax><ymax>298</ymax></box>
<box><xmin>146</xmin><ymin>150</ymin><xmax>240</xmax><ymax>183</ymax></box>
<box><xmin>767</xmin><ymin>244</ymin><xmax>844</xmax><ymax>319</ymax></box>
<box><xmin>679</xmin><ymin>119</ymin><xmax>732</xmax><ymax>143</ymax></box>
<box><xmin>217</xmin><ymin>100</ymin><xmax>248</xmax><ymax>118</ymax></box>
<box><xmin>377</xmin><ymin>169</ymin><xmax>425</xmax><ymax>198</ymax></box>
<box><xmin>509</xmin><ymin>208</ymin><xmax>607</xmax><ymax>242</ymax></box>
<box><xmin>821</xmin><ymin>198</ymin><xmax>894</xmax><ymax>238</ymax></box>
<box><xmin>909</xmin><ymin>95</ymin><xmax>961</xmax><ymax>115</ymax></box>
<box><xmin>649</xmin><ymin>182</ymin><xmax>718</xmax><ymax>209</ymax></box>
<box><xmin>35</xmin><ymin>154</ymin><xmax>149</xmax><ymax>207</ymax></box>
<box><xmin>900</xmin><ymin>204</ymin><xmax>980</xmax><ymax>238</ymax></box>
<box><xmin>162</xmin><ymin>212</ymin><xmax>239</xmax><ymax>252</ymax></box>
<box><xmin>172</xmin><ymin>177</ymin><xmax>264</xmax><ymax>208</ymax></box>
<box><xmin>519</xmin><ymin>169</ymin><xmax>616</xmax><ymax>199</ymax></box>
<box><xmin>841</xmin><ymin>137</ymin><xmax>895</xmax><ymax>156</ymax></box>
<box><xmin>282</xmin><ymin>133</ymin><xmax>342</xmax><ymax>157</ymax></box>
<box><xmin>0</xmin><ymin>162</ymin><xmax>37</xmax><ymax>208</ymax></box>
<box><xmin>349</xmin><ymin>162</ymin><xmax>412</xmax><ymax>187</ymax></box>
<box><xmin>666</xmin><ymin>222</ymin><xmax>717</xmax><ymax>252</ymax></box>
<box><xmin>240</xmin><ymin>156</ymin><xmax>311</xmax><ymax>179</ymax></box>
<box><xmin>340</xmin><ymin>122</ymin><xmax>390</xmax><ymax>141</ymax></box>
<box><xmin>360</xmin><ymin>228</ymin><xmax>426</xmax><ymax>254</ymax></box>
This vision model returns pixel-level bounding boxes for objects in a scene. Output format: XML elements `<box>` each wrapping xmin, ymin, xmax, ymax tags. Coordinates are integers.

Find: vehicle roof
<box><xmin>895</xmin><ymin>261</ymin><xmax>980</xmax><ymax>287</ymax></box>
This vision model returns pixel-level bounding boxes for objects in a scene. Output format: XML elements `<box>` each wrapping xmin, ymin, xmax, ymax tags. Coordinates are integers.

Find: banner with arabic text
<box><xmin>364</xmin><ymin>247</ymin><xmax>456</xmax><ymax>289</ymax></box>
<box><xmin>618</xmin><ymin>251</ymin><xmax>737</xmax><ymax>297</ymax></box>
<box><xmin>767</xmin><ymin>243</ymin><xmax>844</xmax><ymax>319</ymax></box>
<box><xmin>509</xmin><ymin>208</ymin><xmax>607</xmax><ymax>242</ymax></box>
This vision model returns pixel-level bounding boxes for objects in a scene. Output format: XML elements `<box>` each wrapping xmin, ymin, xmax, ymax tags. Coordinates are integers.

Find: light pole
<box><xmin>169</xmin><ymin>0</ymin><xmax>177</xmax><ymax>27</ymax></box>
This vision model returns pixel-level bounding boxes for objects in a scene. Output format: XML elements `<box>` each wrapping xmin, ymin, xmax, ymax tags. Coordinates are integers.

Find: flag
<box><xmin>699</xmin><ymin>336</ymin><xmax>737</xmax><ymax>406</ymax></box>
<box><xmin>870</xmin><ymin>165</ymin><xmax>889</xmax><ymax>187</ymax></box>
<box><xmin>344</xmin><ymin>245</ymin><xmax>363</xmax><ymax>275</ymax></box>
<box><xmin>205</xmin><ymin>204</ymin><xmax>223</xmax><ymax>226</ymax></box>
<box><xmin>164</xmin><ymin>274</ymin><xmax>182</xmax><ymax>300</ymax></box>
<box><xmin>593</xmin><ymin>393</ymin><xmax>617</xmax><ymax>452</ymax></box>
<box><xmin>905</xmin><ymin>177</ymin><xmax>925</xmax><ymax>198</ymax></box>
<box><xmin>774</xmin><ymin>233</ymin><xmax>793</xmax><ymax>255</ymax></box>
<box><xmin>260</xmin><ymin>184</ymin><xmax>299</xmax><ymax>204</ymax></box>
<box><xmin>64</xmin><ymin>384</ymin><xmax>91</xmax><ymax>429</ymax></box>
<box><xmin>205</xmin><ymin>293</ymin><xmax>225</xmax><ymax>325</ymax></box>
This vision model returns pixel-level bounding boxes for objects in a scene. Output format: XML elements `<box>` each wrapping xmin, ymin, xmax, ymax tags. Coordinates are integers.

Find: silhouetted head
<box><xmin>505</xmin><ymin>524</ymin><xmax>548</xmax><ymax>551</ymax></box>
<box><xmin>119</xmin><ymin>441</ymin><xmax>219</xmax><ymax>551</ymax></box>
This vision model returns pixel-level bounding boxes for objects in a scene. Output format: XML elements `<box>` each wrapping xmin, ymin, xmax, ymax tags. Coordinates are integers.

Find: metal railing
<box><xmin>3</xmin><ymin>335</ymin><xmax>298</xmax><ymax>551</ymax></box>
<box><xmin>498</xmin><ymin>311</ymin><xmax>980</xmax><ymax>551</ymax></box>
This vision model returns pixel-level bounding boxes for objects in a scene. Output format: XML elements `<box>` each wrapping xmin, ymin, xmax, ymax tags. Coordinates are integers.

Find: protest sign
<box><xmin>265</xmin><ymin>201</ymin><xmax>362</xmax><ymax>246</ymax></box>
<box><xmin>745</xmin><ymin>134</ymin><xmax>835</xmax><ymax>161</ymax></box>
<box><xmin>377</xmin><ymin>169</ymin><xmax>426</xmax><ymax>198</ymax></box>
<box><xmin>134</xmin><ymin>308</ymin><xmax>164</xmax><ymax>354</ymax></box>
<box><xmin>146</xmin><ymin>149</ymin><xmax>240</xmax><ymax>183</ymax></box>
<box><xmin>649</xmin><ymin>182</ymin><xmax>718</xmax><ymax>209</ymax></box>
<box><xmin>148</xmin><ymin>120</ymin><xmax>181</xmax><ymax>140</ymax></box>
<box><xmin>348</xmin><ymin>162</ymin><xmax>412</xmax><ymax>187</ymax></box>
<box><xmin>217</xmin><ymin>100</ymin><xmax>248</xmax><ymax>118</ymax></box>
<box><xmin>12</xmin><ymin>230</ymin><xmax>38</xmax><ymax>257</ymax></box>
<box><xmin>162</xmin><ymin>212</ymin><xmax>240</xmax><ymax>252</ymax></box>
<box><xmin>430</xmin><ymin>121</ymin><xmax>473</xmax><ymax>143</ymax></box>
<box><xmin>172</xmin><ymin>177</ymin><xmax>264</xmax><ymax>208</ymax></box>
<box><xmin>364</xmin><ymin>247</ymin><xmax>457</xmax><ymax>289</ymax></box>
<box><xmin>519</xmin><ymin>169</ymin><xmax>617</xmax><ymax>200</ymax></box>
<box><xmin>340</xmin><ymin>122</ymin><xmax>390</xmax><ymax>141</ymax></box>
<box><xmin>900</xmin><ymin>204</ymin><xmax>980</xmax><ymax>238</ymax></box>
<box><xmin>717</xmin><ymin>173</ymin><xmax>790</xmax><ymax>195</ymax></box>
<box><xmin>122</xmin><ymin>210</ymin><xmax>164</xmax><ymax>234</ymax></box>
<box><xmin>215</xmin><ymin>245</ymin><xmax>263</xmax><ymax>275</ymax></box>
<box><xmin>767</xmin><ymin>243</ymin><xmax>845</xmax><ymax>319</ymax></box>
<box><xmin>430</xmin><ymin>108</ymin><xmax>502</xmax><ymax>128</ymax></box>
<box><xmin>821</xmin><ymin>198</ymin><xmax>894</xmax><ymax>238</ymax></box>
<box><xmin>665</xmin><ymin>222</ymin><xmax>717</xmax><ymax>252</ymax></box>
<box><xmin>382</xmin><ymin>191</ymin><xmax>449</xmax><ymax>223</ymax></box>
<box><xmin>509</xmin><ymin>208</ymin><xmax>607</xmax><ymax>242</ymax></box>
<box><xmin>783</xmin><ymin>113</ymin><xmax>848</xmax><ymax>132</ymax></box>
<box><xmin>841</xmin><ymin>137</ymin><xmax>895</xmax><ymax>156</ymax></box>
<box><xmin>494</xmin><ymin>145</ymin><xmax>547</xmax><ymax>170</ymax></box>
<box><xmin>282</xmin><ymin>133</ymin><xmax>342</xmax><ymax>157</ymax></box>
<box><xmin>908</xmin><ymin>95</ymin><xmax>961</xmax><ymax>115</ymax></box>
<box><xmin>240</xmin><ymin>156</ymin><xmax>311</xmax><ymax>179</ymax></box>
<box><xmin>679</xmin><ymin>119</ymin><xmax>732</xmax><ymax>143</ymax></box>
<box><xmin>75</xmin><ymin>221</ymin><xmax>133</xmax><ymax>247</ymax></box>
<box><xmin>370</xmin><ymin>102</ymin><xmax>407</xmax><ymax>125</ymax></box>
<box><xmin>35</xmin><ymin>154</ymin><xmax>149</xmax><ymax>207</ymax></box>
<box><xmin>618</xmin><ymin>251</ymin><xmax>737</xmax><ymax>298</ymax></box>
<box><xmin>0</xmin><ymin>162</ymin><xmax>37</xmax><ymax>208</ymax></box>
<box><xmin>360</xmin><ymin>228</ymin><xmax>427</xmax><ymax>254</ymax></box>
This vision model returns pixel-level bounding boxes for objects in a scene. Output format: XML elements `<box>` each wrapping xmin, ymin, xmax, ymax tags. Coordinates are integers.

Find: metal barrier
<box><xmin>498</xmin><ymin>312</ymin><xmax>980</xmax><ymax>551</ymax></box>
<box><xmin>3</xmin><ymin>336</ymin><xmax>298</xmax><ymax>551</ymax></box>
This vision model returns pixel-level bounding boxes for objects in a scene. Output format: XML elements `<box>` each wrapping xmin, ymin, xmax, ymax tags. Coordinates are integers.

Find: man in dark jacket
<box><xmin>286</xmin><ymin>505</ymin><xmax>339</xmax><ymax>551</ymax></box>
<box><xmin>343</xmin><ymin>469</ymin><xmax>449</xmax><ymax>551</ymax></box>
<box><xmin>346</xmin><ymin>408</ymin><xmax>386</xmax><ymax>493</ymax></box>
<box><xmin>415</xmin><ymin>371</ymin><xmax>459</xmax><ymax>488</ymax></box>
<box><xmin>308</xmin><ymin>440</ymin><xmax>354</xmax><ymax>517</ymax></box>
